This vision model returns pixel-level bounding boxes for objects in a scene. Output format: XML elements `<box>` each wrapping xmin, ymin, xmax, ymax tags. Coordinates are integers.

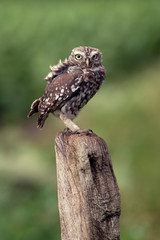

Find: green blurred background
<box><xmin>0</xmin><ymin>0</ymin><xmax>160</xmax><ymax>239</ymax></box>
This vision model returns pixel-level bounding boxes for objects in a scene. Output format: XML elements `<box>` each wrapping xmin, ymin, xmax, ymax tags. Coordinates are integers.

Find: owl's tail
<box><xmin>28</xmin><ymin>98</ymin><xmax>50</xmax><ymax>128</ymax></box>
<box><xmin>37</xmin><ymin>112</ymin><xmax>49</xmax><ymax>128</ymax></box>
<box><xmin>28</xmin><ymin>99</ymin><xmax>40</xmax><ymax>118</ymax></box>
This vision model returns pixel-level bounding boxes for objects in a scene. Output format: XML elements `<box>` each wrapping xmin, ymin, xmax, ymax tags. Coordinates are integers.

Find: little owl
<box><xmin>28</xmin><ymin>46</ymin><xmax>106</xmax><ymax>131</ymax></box>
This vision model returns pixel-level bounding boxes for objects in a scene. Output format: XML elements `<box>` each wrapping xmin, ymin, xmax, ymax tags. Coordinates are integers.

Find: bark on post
<box><xmin>55</xmin><ymin>131</ymin><xmax>121</xmax><ymax>240</ymax></box>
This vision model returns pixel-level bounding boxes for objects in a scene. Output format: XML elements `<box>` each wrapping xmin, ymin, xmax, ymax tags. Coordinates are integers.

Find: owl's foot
<box><xmin>73</xmin><ymin>129</ymin><xmax>93</xmax><ymax>135</ymax></box>
<box><xmin>63</xmin><ymin>127</ymin><xmax>70</xmax><ymax>132</ymax></box>
<box><xmin>63</xmin><ymin>127</ymin><xmax>93</xmax><ymax>135</ymax></box>
<box><xmin>63</xmin><ymin>127</ymin><xmax>73</xmax><ymax>134</ymax></box>
<box><xmin>60</xmin><ymin>114</ymin><xmax>93</xmax><ymax>134</ymax></box>
<box><xmin>60</xmin><ymin>113</ymin><xmax>80</xmax><ymax>132</ymax></box>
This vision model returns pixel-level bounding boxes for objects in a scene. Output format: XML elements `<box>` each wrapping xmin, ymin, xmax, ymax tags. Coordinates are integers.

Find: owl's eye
<box><xmin>92</xmin><ymin>54</ymin><xmax>98</xmax><ymax>60</ymax></box>
<box><xmin>75</xmin><ymin>54</ymin><xmax>82</xmax><ymax>60</ymax></box>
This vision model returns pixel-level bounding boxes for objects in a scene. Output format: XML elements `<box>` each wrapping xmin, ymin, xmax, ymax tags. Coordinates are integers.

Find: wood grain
<box><xmin>55</xmin><ymin>131</ymin><xmax>121</xmax><ymax>240</ymax></box>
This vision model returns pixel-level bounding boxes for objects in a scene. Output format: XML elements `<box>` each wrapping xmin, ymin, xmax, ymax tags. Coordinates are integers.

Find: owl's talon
<box><xmin>64</xmin><ymin>127</ymin><xmax>70</xmax><ymax>132</ymax></box>
<box><xmin>73</xmin><ymin>129</ymin><xmax>93</xmax><ymax>135</ymax></box>
<box><xmin>88</xmin><ymin>129</ymin><xmax>93</xmax><ymax>133</ymax></box>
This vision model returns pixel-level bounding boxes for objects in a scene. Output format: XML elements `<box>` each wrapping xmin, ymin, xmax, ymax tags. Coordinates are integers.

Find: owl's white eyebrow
<box><xmin>90</xmin><ymin>51</ymin><xmax>99</xmax><ymax>56</ymax></box>
<box><xmin>74</xmin><ymin>51</ymin><xmax>86</xmax><ymax>57</ymax></box>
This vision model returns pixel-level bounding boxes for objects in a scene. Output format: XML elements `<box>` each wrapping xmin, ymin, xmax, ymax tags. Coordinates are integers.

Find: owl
<box><xmin>28</xmin><ymin>46</ymin><xmax>106</xmax><ymax>131</ymax></box>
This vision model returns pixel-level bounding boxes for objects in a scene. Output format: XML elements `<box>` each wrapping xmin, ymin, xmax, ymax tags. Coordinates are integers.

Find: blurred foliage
<box><xmin>0</xmin><ymin>0</ymin><xmax>160</xmax><ymax>124</ymax></box>
<box><xmin>0</xmin><ymin>179</ymin><xmax>60</xmax><ymax>240</ymax></box>
<box><xmin>0</xmin><ymin>0</ymin><xmax>160</xmax><ymax>240</ymax></box>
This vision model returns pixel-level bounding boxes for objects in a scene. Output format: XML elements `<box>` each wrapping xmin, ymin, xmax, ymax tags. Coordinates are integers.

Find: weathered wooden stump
<box><xmin>55</xmin><ymin>131</ymin><xmax>121</xmax><ymax>240</ymax></box>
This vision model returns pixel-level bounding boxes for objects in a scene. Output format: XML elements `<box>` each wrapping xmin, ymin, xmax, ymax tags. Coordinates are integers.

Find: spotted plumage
<box><xmin>28</xmin><ymin>46</ymin><xmax>106</xmax><ymax>131</ymax></box>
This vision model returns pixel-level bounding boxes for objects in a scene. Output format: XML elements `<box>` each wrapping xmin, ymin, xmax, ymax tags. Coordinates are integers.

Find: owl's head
<box><xmin>68</xmin><ymin>46</ymin><xmax>102</xmax><ymax>69</ymax></box>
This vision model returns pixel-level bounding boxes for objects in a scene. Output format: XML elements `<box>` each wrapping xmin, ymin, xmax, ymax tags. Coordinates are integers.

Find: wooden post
<box><xmin>55</xmin><ymin>131</ymin><xmax>121</xmax><ymax>240</ymax></box>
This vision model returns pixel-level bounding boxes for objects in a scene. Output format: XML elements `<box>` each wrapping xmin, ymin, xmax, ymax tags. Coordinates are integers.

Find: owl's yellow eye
<box><xmin>75</xmin><ymin>54</ymin><xmax>82</xmax><ymax>60</ymax></box>
<box><xmin>92</xmin><ymin>54</ymin><xmax>98</xmax><ymax>60</ymax></box>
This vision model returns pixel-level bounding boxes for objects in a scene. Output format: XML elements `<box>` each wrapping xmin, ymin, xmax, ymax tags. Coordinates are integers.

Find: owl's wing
<box><xmin>44</xmin><ymin>59</ymin><xmax>69</xmax><ymax>84</ymax></box>
<box><xmin>41</xmin><ymin>71</ymin><xmax>84</xmax><ymax>110</ymax></box>
<box><xmin>37</xmin><ymin>71</ymin><xmax>84</xmax><ymax>127</ymax></box>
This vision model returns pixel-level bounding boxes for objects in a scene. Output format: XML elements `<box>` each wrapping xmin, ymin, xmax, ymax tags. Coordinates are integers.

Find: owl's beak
<box><xmin>86</xmin><ymin>58</ymin><xmax>90</xmax><ymax>67</ymax></box>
